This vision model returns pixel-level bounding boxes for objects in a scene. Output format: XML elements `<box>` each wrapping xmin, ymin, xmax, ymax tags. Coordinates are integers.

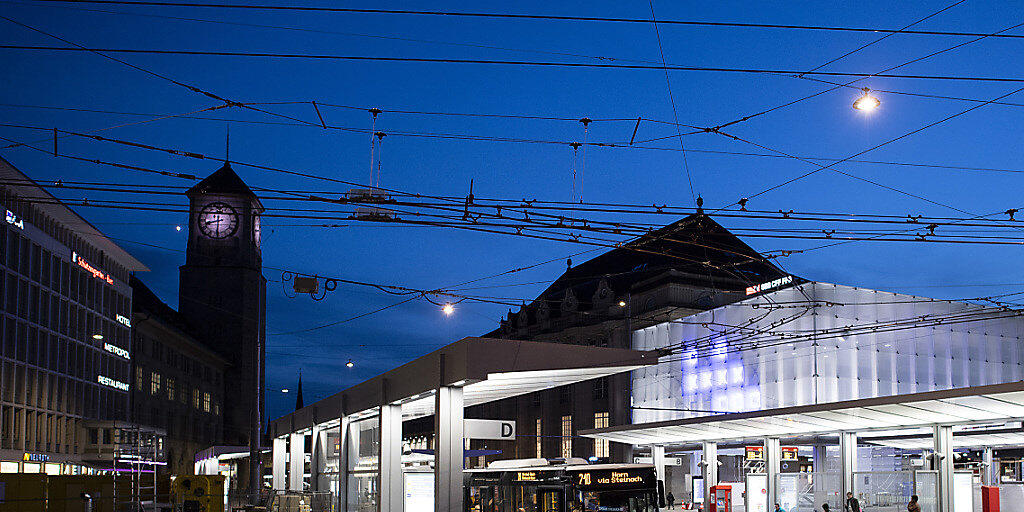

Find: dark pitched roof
<box><xmin>186</xmin><ymin>162</ymin><xmax>263</xmax><ymax>208</ymax></box>
<box><xmin>130</xmin><ymin>275</ymin><xmax>203</xmax><ymax>344</ymax></box>
<box><xmin>536</xmin><ymin>214</ymin><xmax>785</xmax><ymax>302</ymax></box>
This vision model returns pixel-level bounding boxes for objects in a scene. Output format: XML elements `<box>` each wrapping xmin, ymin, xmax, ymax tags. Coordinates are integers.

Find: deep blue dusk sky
<box><xmin>2</xmin><ymin>1</ymin><xmax>1024</xmax><ymax>421</ymax></box>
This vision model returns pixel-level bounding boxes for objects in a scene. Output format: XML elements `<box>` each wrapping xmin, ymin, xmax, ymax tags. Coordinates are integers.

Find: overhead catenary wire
<box><xmin>20</xmin><ymin>1</ymin><xmax>1024</xmax><ymax>40</ymax></box>
<box><xmin>7</xmin><ymin>45</ymin><xmax>1024</xmax><ymax>83</ymax></box>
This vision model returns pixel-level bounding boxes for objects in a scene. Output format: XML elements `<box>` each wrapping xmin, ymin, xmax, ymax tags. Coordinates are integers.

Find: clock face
<box><xmin>198</xmin><ymin>202</ymin><xmax>239</xmax><ymax>239</ymax></box>
<box><xmin>252</xmin><ymin>214</ymin><xmax>261</xmax><ymax>247</ymax></box>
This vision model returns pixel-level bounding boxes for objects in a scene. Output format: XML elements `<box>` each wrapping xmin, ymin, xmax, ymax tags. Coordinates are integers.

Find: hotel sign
<box><xmin>116</xmin><ymin>314</ymin><xmax>131</xmax><ymax>327</ymax></box>
<box><xmin>72</xmin><ymin>252</ymin><xmax>114</xmax><ymax>285</ymax></box>
<box><xmin>97</xmin><ymin>375</ymin><xmax>129</xmax><ymax>391</ymax></box>
<box><xmin>104</xmin><ymin>343</ymin><xmax>130</xmax><ymax>360</ymax></box>
<box><xmin>745</xmin><ymin>276</ymin><xmax>793</xmax><ymax>296</ymax></box>
<box><xmin>5</xmin><ymin>210</ymin><xmax>24</xmax><ymax>229</ymax></box>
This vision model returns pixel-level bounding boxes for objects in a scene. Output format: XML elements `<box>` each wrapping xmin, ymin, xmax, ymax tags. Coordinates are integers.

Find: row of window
<box><xmin>136</xmin><ymin>334</ymin><xmax>220</xmax><ymax>384</ymax></box>
<box><xmin>1</xmin><ymin>315</ymin><xmax>130</xmax><ymax>383</ymax></box>
<box><xmin>3</xmin><ymin>271</ymin><xmax>129</xmax><ymax>347</ymax></box>
<box><xmin>0</xmin><ymin>406</ymin><xmax>78</xmax><ymax>454</ymax></box>
<box><xmin>531</xmin><ymin>412</ymin><xmax>609</xmax><ymax>459</ymax></box>
<box><xmin>1</xmin><ymin>360</ymin><xmax>127</xmax><ymax>419</ymax></box>
<box><xmin>136</xmin><ymin>368</ymin><xmax>219</xmax><ymax>415</ymax></box>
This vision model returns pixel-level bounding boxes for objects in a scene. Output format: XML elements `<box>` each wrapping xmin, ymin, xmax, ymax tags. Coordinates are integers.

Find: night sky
<box><xmin>2</xmin><ymin>0</ymin><xmax>1024</xmax><ymax>422</ymax></box>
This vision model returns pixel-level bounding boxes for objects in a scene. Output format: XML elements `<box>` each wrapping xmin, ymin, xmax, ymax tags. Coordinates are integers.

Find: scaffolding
<box><xmin>112</xmin><ymin>424</ymin><xmax>162</xmax><ymax>512</ymax></box>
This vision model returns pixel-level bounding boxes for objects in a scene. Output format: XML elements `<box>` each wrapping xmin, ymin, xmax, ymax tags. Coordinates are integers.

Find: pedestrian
<box><xmin>822</xmin><ymin>503</ymin><xmax>831</xmax><ymax>512</ymax></box>
<box><xmin>775</xmin><ymin>503</ymin><xmax>785</xmax><ymax>512</ymax></box>
<box><xmin>908</xmin><ymin>495</ymin><xmax>921</xmax><ymax>512</ymax></box>
<box><xmin>846</xmin><ymin>492</ymin><xmax>861</xmax><ymax>512</ymax></box>
<box><xmin>666</xmin><ymin>491</ymin><xmax>675</xmax><ymax>509</ymax></box>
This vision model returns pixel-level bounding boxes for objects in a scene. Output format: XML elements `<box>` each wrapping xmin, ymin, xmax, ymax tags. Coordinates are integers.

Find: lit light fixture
<box><xmin>281</xmin><ymin>388</ymin><xmax>289</xmax><ymax>393</ymax></box>
<box><xmin>853</xmin><ymin>88</ymin><xmax>880</xmax><ymax>112</ymax></box>
<box><xmin>175</xmin><ymin>225</ymin><xmax>182</xmax><ymax>232</ymax></box>
<box><xmin>618</xmin><ymin>300</ymin><xmax>627</xmax><ymax>307</ymax></box>
<box><xmin>346</xmin><ymin>359</ymin><xmax>355</xmax><ymax>368</ymax></box>
<box><xmin>92</xmin><ymin>334</ymin><xmax>103</xmax><ymax>340</ymax></box>
<box><xmin>442</xmin><ymin>303</ymin><xmax>454</xmax><ymax>316</ymax></box>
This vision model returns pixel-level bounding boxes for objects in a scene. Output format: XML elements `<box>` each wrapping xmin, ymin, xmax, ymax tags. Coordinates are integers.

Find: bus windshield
<box><xmin>573</xmin><ymin>490</ymin><xmax>659</xmax><ymax>512</ymax></box>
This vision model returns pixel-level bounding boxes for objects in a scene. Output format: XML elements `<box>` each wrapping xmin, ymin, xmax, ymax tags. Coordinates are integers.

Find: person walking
<box><xmin>908</xmin><ymin>495</ymin><xmax>921</xmax><ymax>512</ymax></box>
<box><xmin>821</xmin><ymin>503</ymin><xmax>831</xmax><ymax>512</ymax></box>
<box><xmin>775</xmin><ymin>503</ymin><xmax>785</xmax><ymax>512</ymax></box>
<box><xmin>666</xmin><ymin>491</ymin><xmax>675</xmax><ymax>509</ymax></box>
<box><xmin>846</xmin><ymin>492</ymin><xmax>861</xmax><ymax>512</ymax></box>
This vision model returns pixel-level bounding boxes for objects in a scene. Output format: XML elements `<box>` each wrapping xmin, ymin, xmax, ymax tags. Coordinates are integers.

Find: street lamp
<box><xmin>853</xmin><ymin>88</ymin><xmax>880</xmax><ymax>112</ymax></box>
<box><xmin>346</xmin><ymin>359</ymin><xmax>355</xmax><ymax>368</ymax></box>
<box><xmin>280</xmin><ymin>389</ymin><xmax>289</xmax><ymax>393</ymax></box>
<box><xmin>442</xmin><ymin>303</ymin><xmax>454</xmax><ymax>316</ymax></box>
<box><xmin>92</xmin><ymin>334</ymin><xmax>103</xmax><ymax>340</ymax></box>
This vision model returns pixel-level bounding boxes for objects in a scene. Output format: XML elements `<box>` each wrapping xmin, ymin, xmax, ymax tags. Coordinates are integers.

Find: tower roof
<box><xmin>186</xmin><ymin>162</ymin><xmax>263</xmax><ymax>209</ymax></box>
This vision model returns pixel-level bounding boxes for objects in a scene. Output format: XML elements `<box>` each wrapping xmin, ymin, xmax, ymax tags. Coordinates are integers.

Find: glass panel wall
<box><xmin>346</xmin><ymin>416</ymin><xmax>380</xmax><ymax>512</ymax></box>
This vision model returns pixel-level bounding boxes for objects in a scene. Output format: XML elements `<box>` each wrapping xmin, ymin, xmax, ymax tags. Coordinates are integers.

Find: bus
<box><xmin>465</xmin><ymin>458</ymin><xmax>663</xmax><ymax>512</ymax></box>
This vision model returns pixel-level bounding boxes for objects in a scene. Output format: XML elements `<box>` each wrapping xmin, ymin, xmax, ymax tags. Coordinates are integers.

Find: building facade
<box><xmin>0</xmin><ymin>156</ymin><xmax>147</xmax><ymax>473</ymax></box>
<box><xmin>130</xmin><ymin>275</ymin><xmax>226</xmax><ymax>477</ymax></box>
<box><xmin>455</xmin><ymin>214</ymin><xmax>788</xmax><ymax>464</ymax></box>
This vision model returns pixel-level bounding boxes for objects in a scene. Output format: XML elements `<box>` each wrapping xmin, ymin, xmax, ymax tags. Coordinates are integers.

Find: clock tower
<box><xmin>178</xmin><ymin>162</ymin><xmax>266</xmax><ymax>458</ymax></box>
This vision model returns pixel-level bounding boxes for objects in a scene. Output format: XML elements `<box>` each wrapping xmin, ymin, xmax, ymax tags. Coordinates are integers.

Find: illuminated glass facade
<box><xmin>0</xmin><ymin>159</ymin><xmax>143</xmax><ymax>471</ymax></box>
<box><xmin>632</xmin><ymin>281</ymin><xmax>1024</xmax><ymax>423</ymax></box>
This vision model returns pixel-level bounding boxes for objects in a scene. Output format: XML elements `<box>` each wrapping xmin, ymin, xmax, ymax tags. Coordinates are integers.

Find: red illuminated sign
<box><xmin>72</xmin><ymin>252</ymin><xmax>114</xmax><ymax>285</ymax></box>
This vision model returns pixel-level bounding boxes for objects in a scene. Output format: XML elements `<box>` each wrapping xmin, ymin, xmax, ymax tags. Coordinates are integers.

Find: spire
<box><xmin>294</xmin><ymin>370</ymin><xmax>304</xmax><ymax>411</ymax></box>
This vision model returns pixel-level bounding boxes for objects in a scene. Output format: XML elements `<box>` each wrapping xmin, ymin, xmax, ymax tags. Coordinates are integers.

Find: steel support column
<box><xmin>379</xmin><ymin>404</ymin><xmax>404</xmax><ymax>512</ymax></box>
<box><xmin>764</xmin><ymin>437</ymin><xmax>781</xmax><ymax>512</ymax></box>
<box><xmin>839</xmin><ymin>432</ymin><xmax>857</xmax><ymax>504</ymax></box>
<box><xmin>701</xmin><ymin>441</ymin><xmax>718</xmax><ymax>506</ymax></box>
<box><xmin>934</xmin><ymin>425</ymin><xmax>954</xmax><ymax>512</ymax></box>
<box><xmin>288</xmin><ymin>432</ymin><xmax>305</xmax><ymax>491</ymax></box>
<box><xmin>340</xmin><ymin>416</ymin><xmax>354</xmax><ymax>512</ymax></box>
<box><xmin>652</xmin><ymin>445</ymin><xmax>666</xmax><ymax>510</ymax></box>
<box><xmin>272</xmin><ymin>436</ymin><xmax>287</xmax><ymax>490</ymax></box>
<box><xmin>982</xmin><ymin>447</ymin><xmax>995</xmax><ymax>486</ymax></box>
<box><xmin>435</xmin><ymin>385</ymin><xmax>464</xmax><ymax>512</ymax></box>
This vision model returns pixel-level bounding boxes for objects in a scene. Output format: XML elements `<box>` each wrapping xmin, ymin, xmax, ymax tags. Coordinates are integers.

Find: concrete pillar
<box><xmin>839</xmin><ymin>432</ymin><xmax>857</xmax><ymax>504</ymax></box>
<box><xmin>310</xmin><ymin>424</ymin><xmax>329</xmax><ymax>492</ymax></box>
<box><xmin>652</xmin><ymin>445</ymin><xmax>666</xmax><ymax>510</ymax></box>
<box><xmin>934</xmin><ymin>425</ymin><xmax>954</xmax><ymax>512</ymax></box>
<box><xmin>339</xmin><ymin>416</ymin><xmax>353</xmax><ymax>512</ymax></box>
<box><xmin>982</xmin><ymin>447</ymin><xmax>995</xmax><ymax>486</ymax></box>
<box><xmin>288</xmin><ymin>432</ymin><xmax>305</xmax><ymax>491</ymax></box>
<box><xmin>379</xmin><ymin>404</ymin><xmax>404</xmax><ymax>512</ymax></box>
<box><xmin>764</xmin><ymin>437</ymin><xmax>781</xmax><ymax>512</ymax></box>
<box><xmin>272</xmin><ymin>436</ymin><xmax>287</xmax><ymax>490</ymax></box>
<box><xmin>701</xmin><ymin>441</ymin><xmax>718</xmax><ymax>506</ymax></box>
<box><xmin>812</xmin><ymin>444</ymin><xmax>828</xmax><ymax>473</ymax></box>
<box><xmin>435</xmin><ymin>385</ymin><xmax>464</xmax><ymax>512</ymax></box>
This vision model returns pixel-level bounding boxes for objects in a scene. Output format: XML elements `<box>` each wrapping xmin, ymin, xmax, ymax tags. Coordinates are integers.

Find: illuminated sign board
<box><xmin>515</xmin><ymin>472</ymin><xmax>538</xmax><ymax>482</ymax></box>
<box><xmin>98</xmin><ymin>375</ymin><xmax>129</xmax><ymax>391</ymax></box>
<box><xmin>745</xmin><ymin>446</ymin><xmax>764</xmax><ymax>460</ymax></box>
<box><xmin>745</xmin><ymin>276</ymin><xmax>793</xmax><ymax>296</ymax></box>
<box><xmin>23</xmin><ymin>453</ymin><xmax>50</xmax><ymax>462</ymax></box>
<box><xmin>572</xmin><ymin>468</ymin><xmax>655</xmax><ymax>490</ymax></box>
<box><xmin>781</xmin><ymin>447</ymin><xmax>799</xmax><ymax>460</ymax></box>
<box><xmin>116</xmin><ymin>314</ymin><xmax>131</xmax><ymax>327</ymax></box>
<box><xmin>5</xmin><ymin>210</ymin><xmax>24</xmax><ymax>229</ymax></box>
<box><xmin>72</xmin><ymin>252</ymin><xmax>114</xmax><ymax>285</ymax></box>
<box><xmin>104</xmin><ymin>343</ymin><xmax>130</xmax><ymax>360</ymax></box>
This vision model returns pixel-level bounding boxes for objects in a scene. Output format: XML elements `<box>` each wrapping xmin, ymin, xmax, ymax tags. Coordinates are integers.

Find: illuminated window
<box><xmin>150</xmin><ymin>372</ymin><xmax>160</xmax><ymax>395</ymax></box>
<box><xmin>203</xmin><ymin>392</ymin><xmax>211</xmax><ymax>413</ymax></box>
<box><xmin>135</xmin><ymin>367</ymin><xmax>144</xmax><ymax>389</ymax></box>
<box><xmin>594</xmin><ymin>412</ymin><xmax>609</xmax><ymax>458</ymax></box>
<box><xmin>535</xmin><ymin>418</ymin><xmax>542</xmax><ymax>458</ymax></box>
<box><xmin>561</xmin><ymin>415</ymin><xmax>572</xmax><ymax>458</ymax></box>
<box><xmin>193</xmin><ymin>389</ymin><xmax>200</xmax><ymax>409</ymax></box>
<box><xmin>166</xmin><ymin>378</ymin><xmax>175</xmax><ymax>401</ymax></box>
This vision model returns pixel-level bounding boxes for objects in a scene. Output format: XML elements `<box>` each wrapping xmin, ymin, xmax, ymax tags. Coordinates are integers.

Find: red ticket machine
<box><xmin>710</xmin><ymin>485</ymin><xmax>732</xmax><ymax>512</ymax></box>
<box><xmin>981</xmin><ymin>485</ymin><xmax>1000</xmax><ymax>512</ymax></box>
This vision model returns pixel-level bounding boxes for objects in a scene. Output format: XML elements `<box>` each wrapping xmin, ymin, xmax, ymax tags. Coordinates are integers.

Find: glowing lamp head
<box><xmin>346</xmin><ymin>359</ymin><xmax>355</xmax><ymax>368</ymax></box>
<box><xmin>853</xmin><ymin>88</ymin><xmax>880</xmax><ymax>112</ymax></box>
<box><xmin>92</xmin><ymin>334</ymin><xmax>103</xmax><ymax>340</ymax></box>
<box><xmin>618</xmin><ymin>300</ymin><xmax>627</xmax><ymax>307</ymax></box>
<box><xmin>175</xmin><ymin>225</ymin><xmax>182</xmax><ymax>232</ymax></box>
<box><xmin>281</xmin><ymin>389</ymin><xmax>289</xmax><ymax>393</ymax></box>
<box><xmin>442</xmin><ymin>303</ymin><xmax>455</xmax><ymax>316</ymax></box>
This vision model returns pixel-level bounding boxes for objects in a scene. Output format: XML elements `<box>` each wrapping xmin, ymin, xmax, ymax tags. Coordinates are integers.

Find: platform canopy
<box><xmin>269</xmin><ymin>337</ymin><xmax>659</xmax><ymax>436</ymax></box>
<box><xmin>580</xmin><ymin>381</ymin><xmax>1024</xmax><ymax>446</ymax></box>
